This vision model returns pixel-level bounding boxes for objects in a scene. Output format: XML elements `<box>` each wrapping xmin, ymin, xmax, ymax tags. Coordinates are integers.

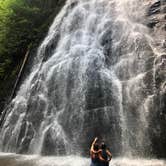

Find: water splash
<box><xmin>0</xmin><ymin>153</ymin><xmax>166</xmax><ymax>166</ymax></box>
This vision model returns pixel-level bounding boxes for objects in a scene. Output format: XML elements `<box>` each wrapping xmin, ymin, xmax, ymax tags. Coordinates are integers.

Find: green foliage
<box><xmin>0</xmin><ymin>0</ymin><xmax>65</xmax><ymax>112</ymax></box>
<box><xmin>0</xmin><ymin>0</ymin><xmax>65</xmax><ymax>78</ymax></box>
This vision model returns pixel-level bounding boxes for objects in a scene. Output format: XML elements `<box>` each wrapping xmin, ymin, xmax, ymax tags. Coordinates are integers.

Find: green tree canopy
<box><xmin>0</xmin><ymin>0</ymin><xmax>65</xmax><ymax>111</ymax></box>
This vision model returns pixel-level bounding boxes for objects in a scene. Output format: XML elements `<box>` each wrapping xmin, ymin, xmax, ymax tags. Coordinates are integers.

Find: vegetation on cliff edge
<box><xmin>0</xmin><ymin>0</ymin><xmax>65</xmax><ymax>112</ymax></box>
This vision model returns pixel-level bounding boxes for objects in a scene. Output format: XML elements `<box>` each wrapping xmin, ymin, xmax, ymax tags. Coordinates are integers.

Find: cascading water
<box><xmin>0</xmin><ymin>0</ymin><xmax>165</xmax><ymax>163</ymax></box>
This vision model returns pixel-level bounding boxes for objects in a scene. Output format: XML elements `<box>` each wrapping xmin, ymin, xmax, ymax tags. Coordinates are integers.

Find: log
<box><xmin>0</xmin><ymin>49</ymin><xmax>30</xmax><ymax>128</ymax></box>
<box><xmin>10</xmin><ymin>49</ymin><xmax>30</xmax><ymax>100</ymax></box>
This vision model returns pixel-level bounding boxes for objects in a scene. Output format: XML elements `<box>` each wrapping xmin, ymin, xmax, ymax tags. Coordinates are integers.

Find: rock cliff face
<box><xmin>146</xmin><ymin>0</ymin><xmax>166</xmax><ymax>158</ymax></box>
<box><xmin>0</xmin><ymin>0</ymin><xmax>165</xmax><ymax>158</ymax></box>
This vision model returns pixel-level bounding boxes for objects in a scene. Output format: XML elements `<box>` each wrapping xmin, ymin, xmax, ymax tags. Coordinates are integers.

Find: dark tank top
<box><xmin>91</xmin><ymin>152</ymin><xmax>100</xmax><ymax>163</ymax></box>
<box><xmin>101</xmin><ymin>149</ymin><xmax>109</xmax><ymax>166</ymax></box>
<box><xmin>101</xmin><ymin>149</ymin><xmax>108</xmax><ymax>160</ymax></box>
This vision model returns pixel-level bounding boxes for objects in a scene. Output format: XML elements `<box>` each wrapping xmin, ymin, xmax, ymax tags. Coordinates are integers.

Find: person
<box><xmin>99</xmin><ymin>142</ymin><xmax>112</xmax><ymax>166</ymax></box>
<box><xmin>90</xmin><ymin>137</ymin><xmax>101</xmax><ymax>166</ymax></box>
<box><xmin>90</xmin><ymin>138</ymin><xmax>112</xmax><ymax>166</ymax></box>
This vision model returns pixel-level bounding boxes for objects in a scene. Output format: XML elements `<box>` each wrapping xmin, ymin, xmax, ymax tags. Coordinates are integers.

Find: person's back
<box><xmin>100</xmin><ymin>143</ymin><xmax>112</xmax><ymax>166</ymax></box>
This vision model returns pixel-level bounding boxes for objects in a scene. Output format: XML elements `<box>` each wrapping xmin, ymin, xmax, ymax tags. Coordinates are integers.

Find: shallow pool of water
<box><xmin>0</xmin><ymin>153</ymin><xmax>165</xmax><ymax>166</ymax></box>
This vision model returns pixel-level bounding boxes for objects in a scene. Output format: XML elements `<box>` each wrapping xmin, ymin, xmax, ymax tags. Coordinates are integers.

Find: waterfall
<box><xmin>0</xmin><ymin>0</ymin><xmax>164</xmax><ymax>158</ymax></box>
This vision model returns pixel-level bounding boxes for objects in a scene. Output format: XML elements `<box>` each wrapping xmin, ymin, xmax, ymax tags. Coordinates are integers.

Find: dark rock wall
<box><xmin>146</xmin><ymin>0</ymin><xmax>166</xmax><ymax>158</ymax></box>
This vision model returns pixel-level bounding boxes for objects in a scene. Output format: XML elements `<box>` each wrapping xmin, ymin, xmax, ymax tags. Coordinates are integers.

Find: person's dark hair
<box><xmin>93</xmin><ymin>143</ymin><xmax>99</xmax><ymax>151</ymax></box>
<box><xmin>101</xmin><ymin>142</ymin><xmax>106</xmax><ymax>149</ymax></box>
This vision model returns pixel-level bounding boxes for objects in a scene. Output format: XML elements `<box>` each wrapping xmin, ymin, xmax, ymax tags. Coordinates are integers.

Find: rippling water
<box><xmin>0</xmin><ymin>153</ymin><xmax>165</xmax><ymax>166</ymax></box>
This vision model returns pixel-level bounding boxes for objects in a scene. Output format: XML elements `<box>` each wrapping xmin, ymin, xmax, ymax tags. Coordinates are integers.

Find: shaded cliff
<box><xmin>146</xmin><ymin>0</ymin><xmax>166</xmax><ymax>158</ymax></box>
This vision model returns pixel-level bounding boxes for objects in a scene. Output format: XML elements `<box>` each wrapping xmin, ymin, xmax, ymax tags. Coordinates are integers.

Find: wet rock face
<box><xmin>146</xmin><ymin>0</ymin><xmax>166</xmax><ymax>158</ymax></box>
<box><xmin>148</xmin><ymin>0</ymin><xmax>161</xmax><ymax>16</ymax></box>
<box><xmin>147</xmin><ymin>0</ymin><xmax>166</xmax><ymax>37</ymax></box>
<box><xmin>0</xmin><ymin>0</ymin><xmax>166</xmax><ymax>158</ymax></box>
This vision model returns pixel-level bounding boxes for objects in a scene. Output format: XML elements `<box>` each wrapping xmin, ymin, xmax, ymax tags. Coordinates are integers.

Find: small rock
<box><xmin>147</xmin><ymin>19</ymin><xmax>159</xmax><ymax>28</ymax></box>
<box><xmin>148</xmin><ymin>0</ymin><xmax>161</xmax><ymax>16</ymax></box>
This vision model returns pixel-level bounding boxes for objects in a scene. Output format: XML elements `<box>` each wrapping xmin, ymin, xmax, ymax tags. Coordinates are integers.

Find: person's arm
<box><xmin>90</xmin><ymin>137</ymin><xmax>98</xmax><ymax>152</ymax></box>
<box><xmin>98</xmin><ymin>152</ymin><xmax>108</xmax><ymax>162</ymax></box>
<box><xmin>90</xmin><ymin>138</ymin><xmax>101</xmax><ymax>157</ymax></box>
<box><xmin>106</xmin><ymin>149</ymin><xmax>112</xmax><ymax>161</ymax></box>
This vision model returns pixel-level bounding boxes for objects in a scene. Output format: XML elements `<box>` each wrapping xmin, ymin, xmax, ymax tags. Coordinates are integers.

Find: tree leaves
<box><xmin>0</xmin><ymin>0</ymin><xmax>66</xmax><ymax>112</ymax></box>
<box><xmin>0</xmin><ymin>0</ymin><xmax>63</xmax><ymax>78</ymax></box>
